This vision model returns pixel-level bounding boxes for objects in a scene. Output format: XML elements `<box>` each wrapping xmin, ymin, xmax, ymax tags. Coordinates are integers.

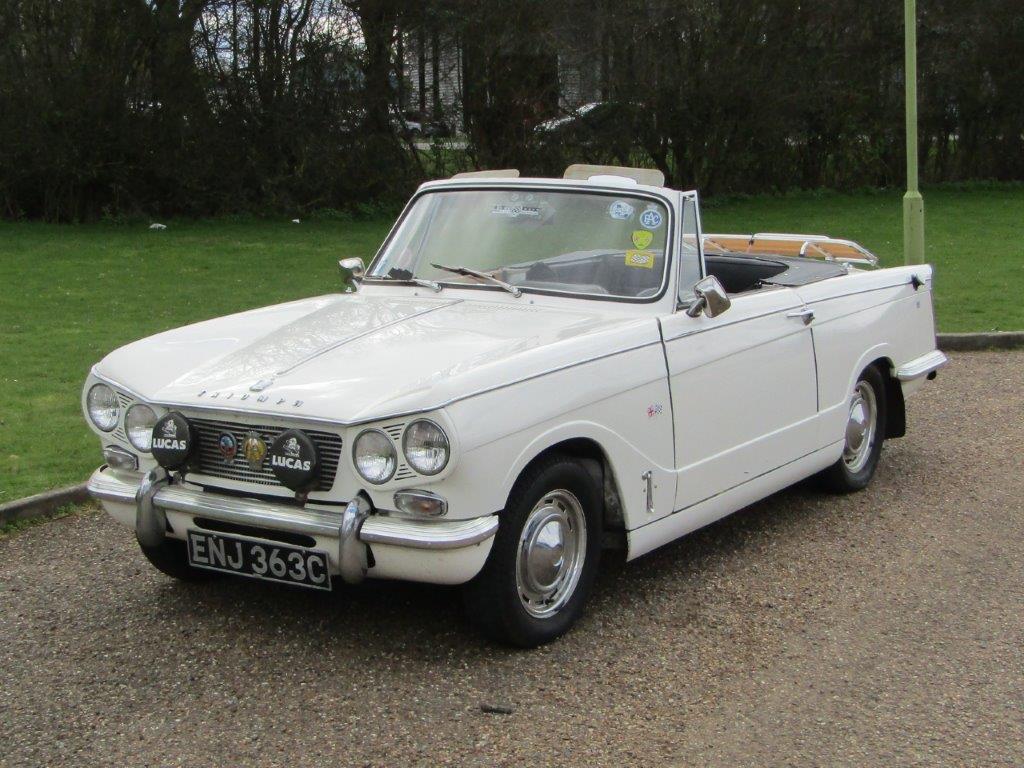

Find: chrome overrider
<box><xmin>135</xmin><ymin>467</ymin><xmax>170</xmax><ymax>549</ymax></box>
<box><xmin>88</xmin><ymin>466</ymin><xmax>498</xmax><ymax>585</ymax></box>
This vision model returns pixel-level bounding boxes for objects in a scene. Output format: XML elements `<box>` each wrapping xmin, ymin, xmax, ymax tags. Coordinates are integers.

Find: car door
<box><xmin>661</xmin><ymin>197</ymin><xmax>820</xmax><ymax>514</ymax></box>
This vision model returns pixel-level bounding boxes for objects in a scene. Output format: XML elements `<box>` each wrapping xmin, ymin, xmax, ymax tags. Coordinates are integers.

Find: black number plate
<box><xmin>186</xmin><ymin>530</ymin><xmax>331</xmax><ymax>591</ymax></box>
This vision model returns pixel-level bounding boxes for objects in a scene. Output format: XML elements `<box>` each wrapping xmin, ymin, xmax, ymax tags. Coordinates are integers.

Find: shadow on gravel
<box><xmin>141</xmin><ymin>476</ymin><xmax>839</xmax><ymax>657</ymax></box>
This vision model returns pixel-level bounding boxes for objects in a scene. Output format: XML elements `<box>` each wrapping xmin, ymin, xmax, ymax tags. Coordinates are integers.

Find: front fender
<box><xmin>414</xmin><ymin>334</ymin><xmax>675</xmax><ymax>528</ymax></box>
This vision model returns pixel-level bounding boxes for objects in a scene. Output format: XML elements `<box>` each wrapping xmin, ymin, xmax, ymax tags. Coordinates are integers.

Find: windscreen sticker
<box><xmin>631</xmin><ymin>229</ymin><xmax>654</xmax><ymax>249</ymax></box>
<box><xmin>639</xmin><ymin>208</ymin><xmax>663</xmax><ymax>229</ymax></box>
<box><xmin>625</xmin><ymin>250</ymin><xmax>656</xmax><ymax>269</ymax></box>
<box><xmin>609</xmin><ymin>200</ymin><xmax>635</xmax><ymax>220</ymax></box>
<box><xmin>492</xmin><ymin>203</ymin><xmax>541</xmax><ymax>218</ymax></box>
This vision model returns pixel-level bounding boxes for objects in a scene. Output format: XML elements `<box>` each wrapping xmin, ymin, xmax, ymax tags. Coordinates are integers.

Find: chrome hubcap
<box><xmin>516</xmin><ymin>489</ymin><xmax>586</xmax><ymax>618</ymax></box>
<box><xmin>843</xmin><ymin>381</ymin><xmax>877</xmax><ymax>473</ymax></box>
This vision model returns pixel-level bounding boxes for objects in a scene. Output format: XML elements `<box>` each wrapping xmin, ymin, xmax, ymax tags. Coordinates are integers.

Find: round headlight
<box><xmin>87</xmin><ymin>384</ymin><xmax>119</xmax><ymax>432</ymax></box>
<box><xmin>402</xmin><ymin>420</ymin><xmax>449</xmax><ymax>475</ymax></box>
<box><xmin>353</xmin><ymin>429</ymin><xmax>397</xmax><ymax>484</ymax></box>
<box><xmin>125</xmin><ymin>404</ymin><xmax>157</xmax><ymax>452</ymax></box>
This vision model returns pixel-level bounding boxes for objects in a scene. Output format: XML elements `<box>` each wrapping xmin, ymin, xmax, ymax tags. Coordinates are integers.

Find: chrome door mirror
<box><xmin>685</xmin><ymin>275</ymin><xmax>731</xmax><ymax>318</ymax></box>
<box><xmin>338</xmin><ymin>257</ymin><xmax>365</xmax><ymax>290</ymax></box>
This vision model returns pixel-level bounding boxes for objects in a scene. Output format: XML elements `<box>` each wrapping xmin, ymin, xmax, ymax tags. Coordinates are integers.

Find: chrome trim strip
<box><xmin>664</xmin><ymin>279</ymin><xmax>920</xmax><ymax>344</ymax></box>
<box><xmin>803</xmin><ymin>280</ymin><xmax>922</xmax><ymax>305</ymax></box>
<box><xmin>275</xmin><ymin>300</ymin><xmax>462</xmax><ymax>376</ymax></box>
<box><xmin>93</xmin><ymin>339</ymin><xmax>663</xmax><ymax>428</ymax></box>
<box><xmin>662</xmin><ymin>305</ymin><xmax>801</xmax><ymax>343</ymax></box>
<box><xmin>361</xmin><ymin>515</ymin><xmax>499</xmax><ymax>550</ymax></box>
<box><xmin>89</xmin><ymin>370</ymin><xmax>151</xmax><ymax>408</ymax></box>
<box><xmin>896</xmin><ymin>350</ymin><xmax>948</xmax><ymax>381</ymax></box>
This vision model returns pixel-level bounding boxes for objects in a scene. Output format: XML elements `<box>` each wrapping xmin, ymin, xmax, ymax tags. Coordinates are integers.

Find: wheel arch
<box><xmin>502</xmin><ymin>431</ymin><xmax>630</xmax><ymax>542</ymax></box>
<box><xmin>843</xmin><ymin>345</ymin><xmax>905</xmax><ymax>441</ymax></box>
<box><xmin>870</xmin><ymin>357</ymin><xmax>906</xmax><ymax>439</ymax></box>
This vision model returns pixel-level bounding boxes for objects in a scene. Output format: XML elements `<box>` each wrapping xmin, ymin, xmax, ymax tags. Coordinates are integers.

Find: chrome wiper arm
<box><xmin>411</xmin><ymin>277</ymin><xmax>443</xmax><ymax>292</ymax></box>
<box><xmin>430</xmin><ymin>263</ymin><xmax>522</xmax><ymax>298</ymax></box>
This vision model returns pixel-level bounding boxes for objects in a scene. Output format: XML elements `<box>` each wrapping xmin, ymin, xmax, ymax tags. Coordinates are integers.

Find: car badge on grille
<box><xmin>218</xmin><ymin>433</ymin><xmax>238</xmax><ymax>462</ymax></box>
<box><xmin>242</xmin><ymin>431</ymin><xmax>268</xmax><ymax>470</ymax></box>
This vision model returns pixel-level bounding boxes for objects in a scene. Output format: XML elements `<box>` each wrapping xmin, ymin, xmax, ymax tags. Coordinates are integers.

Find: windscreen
<box><xmin>369</xmin><ymin>189</ymin><xmax>672</xmax><ymax>299</ymax></box>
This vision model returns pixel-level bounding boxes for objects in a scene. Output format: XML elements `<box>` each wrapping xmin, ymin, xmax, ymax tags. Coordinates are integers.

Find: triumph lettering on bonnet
<box><xmin>196</xmin><ymin>389</ymin><xmax>304</xmax><ymax>408</ymax></box>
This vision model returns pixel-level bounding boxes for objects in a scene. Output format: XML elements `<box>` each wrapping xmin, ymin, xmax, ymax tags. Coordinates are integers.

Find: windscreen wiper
<box><xmin>430</xmin><ymin>263</ymin><xmax>522</xmax><ymax>297</ymax></box>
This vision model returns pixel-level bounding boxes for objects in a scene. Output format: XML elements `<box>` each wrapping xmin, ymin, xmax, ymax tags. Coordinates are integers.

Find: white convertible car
<box><xmin>84</xmin><ymin>165</ymin><xmax>946</xmax><ymax>646</ymax></box>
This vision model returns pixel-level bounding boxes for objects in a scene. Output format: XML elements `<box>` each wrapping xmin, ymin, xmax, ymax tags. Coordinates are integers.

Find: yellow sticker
<box><xmin>625</xmin><ymin>250</ymin><xmax>655</xmax><ymax>269</ymax></box>
<box><xmin>631</xmin><ymin>229</ymin><xmax>653</xmax><ymax>249</ymax></box>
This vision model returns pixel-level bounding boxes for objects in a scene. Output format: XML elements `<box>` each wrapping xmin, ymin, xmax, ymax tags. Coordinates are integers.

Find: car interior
<box><xmin>507</xmin><ymin>249</ymin><xmax>667</xmax><ymax>297</ymax></box>
<box><xmin>704</xmin><ymin>252</ymin><xmax>850</xmax><ymax>293</ymax></box>
<box><xmin>504</xmin><ymin>248</ymin><xmax>849</xmax><ymax>298</ymax></box>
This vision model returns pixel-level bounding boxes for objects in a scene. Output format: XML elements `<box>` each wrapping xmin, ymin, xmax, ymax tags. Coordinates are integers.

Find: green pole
<box><xmin>903</xmin><ymin>0</ymin><xmax>925</xmax><ymax>264</ymax></box>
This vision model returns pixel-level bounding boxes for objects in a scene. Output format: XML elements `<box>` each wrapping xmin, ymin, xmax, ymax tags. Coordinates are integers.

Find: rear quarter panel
<box><xmin>795</xmin><ymin>264</ymin><xmax>938</xmax><ymax>443</ymax></box>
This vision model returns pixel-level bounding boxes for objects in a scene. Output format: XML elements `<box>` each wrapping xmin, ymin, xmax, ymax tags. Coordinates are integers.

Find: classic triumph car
<box><xmin>84</xmin><ymin>164</ymin><xmax>946</xmax><ymax>646</ymax></box>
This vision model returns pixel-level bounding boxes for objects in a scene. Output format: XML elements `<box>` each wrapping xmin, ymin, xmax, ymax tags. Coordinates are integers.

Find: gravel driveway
<box><xmin>1</xmin><ymin>351</ymin><xmax>1021</xmax><ymax>767</ymax></box>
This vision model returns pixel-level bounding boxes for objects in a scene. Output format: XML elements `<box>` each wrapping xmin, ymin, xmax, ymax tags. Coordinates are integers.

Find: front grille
<box><xmin>188</xmin><ymin>417</ymin><xmax>343</xmax><ymax>491</ymax></box>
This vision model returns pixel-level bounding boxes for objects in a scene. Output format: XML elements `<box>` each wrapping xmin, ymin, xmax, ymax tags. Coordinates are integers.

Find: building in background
<box><xmin>400</xmin><ymin>31</ymin><xmax>603</xmax><ymax>135</ymax></box>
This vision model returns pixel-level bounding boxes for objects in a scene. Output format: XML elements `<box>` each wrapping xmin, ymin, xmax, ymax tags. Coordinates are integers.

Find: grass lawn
<box><xmin>1</xmin><ymin>185</ymin><xmax>1021</xmax><ymax>503</ymax></box>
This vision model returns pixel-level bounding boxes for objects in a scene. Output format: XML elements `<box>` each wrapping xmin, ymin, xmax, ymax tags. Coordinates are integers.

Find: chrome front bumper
<box><xmin>88</xmin><ymin>466</ymin><xmax>498</xmax><ymax>585</ymax></box>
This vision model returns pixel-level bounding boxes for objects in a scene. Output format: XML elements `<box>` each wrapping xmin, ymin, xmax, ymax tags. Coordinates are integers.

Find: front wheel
<box><xmin>817</xmin><ymin>365</ymin><xmax>888</xmax><ymax>493</ymax></box>
<box><xmin>462</xmin><ymin>454</ymin><xmax>602</xmax><ymax>647</ymax></box>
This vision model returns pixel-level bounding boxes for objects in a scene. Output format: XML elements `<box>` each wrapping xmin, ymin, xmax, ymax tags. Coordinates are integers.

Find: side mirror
<box><xmin>338</xmin><ymin>257</ymin><xmax>365</xmax><ymax>290</ymax></box>
<box><xmin>685</xmin><ymin>275</ymin><xmax>731</xmax><ymax>318</ymax></box>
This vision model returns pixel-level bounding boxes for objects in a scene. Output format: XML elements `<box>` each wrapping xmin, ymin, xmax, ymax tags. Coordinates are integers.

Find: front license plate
<box><xmin>186</xmin><ymin>530</ymin><xmax>331</xmax><ymax>591</ymax></box>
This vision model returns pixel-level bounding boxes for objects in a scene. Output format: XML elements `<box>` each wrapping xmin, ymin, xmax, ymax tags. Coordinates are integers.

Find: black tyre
<box><xmin>462</xmin><ymin>454</ymin><xmax>603</xmax><ymax>647</ymax></box>
<box><xmin>817</xmin><ymin>364</ymin><xmax>888</xmax><ymax>493</ymax></box>
<box><xmin>139</xmin><ymin>538</ymin><xmax>219</xmax><ymax>581</ymax></box>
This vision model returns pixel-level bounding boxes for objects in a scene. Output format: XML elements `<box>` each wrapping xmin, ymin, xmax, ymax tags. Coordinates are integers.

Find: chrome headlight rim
<box><xmin>86</xmin><ymin>383</ymin><xmax>120</xmax><ymax>432</ymax></box>
<box><xmin>352</xmin><ymin>428</ymin><xmax>397</xmax><ymax>485</ymax></box>
<box><xmin>124</xmin><ymin>403</ymin><xmax>157</xmax><ymax>452</ymax></box>
<box><xmin>401</xmin><ymin>419</ymin><xmax>450</xmax><ymax>476</ymax></box>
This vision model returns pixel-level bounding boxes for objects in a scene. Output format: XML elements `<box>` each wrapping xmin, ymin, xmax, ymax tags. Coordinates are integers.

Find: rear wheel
<box><xmin>139</xmin><ymin>538</ymin><xmax>219</xmax><ymax>581</ymax></box>
<box><xmin>818</xmin><ymin>365</ymin><xmax>887</xmax><ymax>493</ymax></box>
<box><xmin>462</xmin><ymin>454</ymin><xmax>602</xmax><ymax>647</ymax></box>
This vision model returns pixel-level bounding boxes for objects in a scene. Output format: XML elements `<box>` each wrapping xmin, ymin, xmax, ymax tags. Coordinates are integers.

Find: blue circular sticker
<box><xmin>639</xmin><ymin>208</ymin><xmax>663</xmax><ymax>229</ymax></box>
<box><xmin>609</xmin><ymin>200</ymin><xmax>634</xmax><ymax>220</ymax></box>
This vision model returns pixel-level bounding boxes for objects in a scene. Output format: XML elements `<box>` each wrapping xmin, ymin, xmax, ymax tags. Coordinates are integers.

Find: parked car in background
<box><xmin>422</xmin><ymin>118</ymin><xmax>454</xmax><ymax>139</ymax></box>
<box><xmin>534</xmin><ymin>102</ymin><xmax>637</xmax><ymax>164</ymax></box>
<box><xmin>391</xmin><ymin>108</ymin><xmax>423</xmax><ymax>138</ymax></box>
<box><xmin>84</xmin><ymin>164</ymin><xmax>945</xmax><ymax>646</ymax></box>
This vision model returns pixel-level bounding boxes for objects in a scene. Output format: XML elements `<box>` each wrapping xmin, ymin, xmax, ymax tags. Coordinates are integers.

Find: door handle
<box><xmin>786</xmin><ymin>308</ymin><xmax>814</xmax><ymax>325</ymax></box>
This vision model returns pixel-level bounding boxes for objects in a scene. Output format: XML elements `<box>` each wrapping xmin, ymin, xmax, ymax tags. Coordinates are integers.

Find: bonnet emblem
<box><xmin>242</xmin><ymin>432</ymin><xmax>268</xmax><ymax>470</ymax></box>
